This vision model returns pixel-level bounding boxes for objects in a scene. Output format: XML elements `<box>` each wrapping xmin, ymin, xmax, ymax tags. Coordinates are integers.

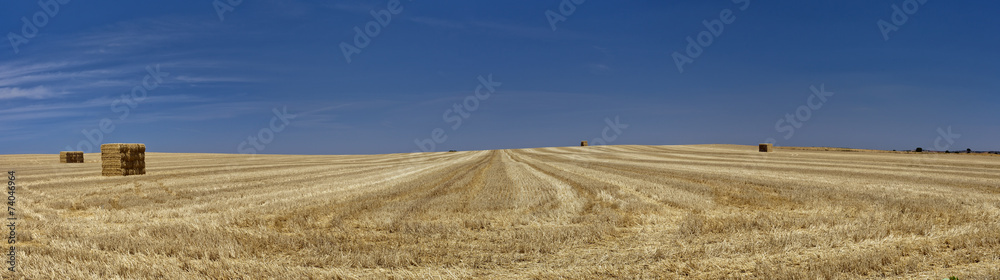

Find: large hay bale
<box><xmin>101</xmin><ymin>143</ymin><xmax>146</xmax><ymax>176</ymax></box>
<box><xmin>759</xmin><ymin>143</ymin><xmax>774</xmax><ymax>153</ymax></box>
<box><xmin>581</xmin><ymin>141</ymin><xmax>588</xmax><ymax>147</ymax></box>
<box><xmin>59</xmin><ymin>151</ymin><xmax>84</xmax><ymax>163</ymax></box>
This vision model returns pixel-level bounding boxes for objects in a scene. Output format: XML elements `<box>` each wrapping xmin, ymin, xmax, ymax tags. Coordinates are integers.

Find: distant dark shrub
<box><xmin>916</xmin><ymin>147</ymin><xmax>923</xmax><ymax>153</ymax></box>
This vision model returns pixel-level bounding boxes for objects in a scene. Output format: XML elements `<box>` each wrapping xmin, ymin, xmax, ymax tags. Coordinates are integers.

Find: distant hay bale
<box><xmin>581</xmin><ymin>141</ymin><xmax>588</xmax><ymax>147</ymax></box>
<box><xmin>101</xmin><ymin>143</ymin><xmax>146</xmax><ymax>176</ymax></box>
<box><xmin>59</xmin><ymin>151</ymin><xmax>84</xmax><ymax>163</ymax></box>
<box><xmin>759</xmin><ymin>143</ymin><xmax>774</xmax><ymax>153</ymax></box>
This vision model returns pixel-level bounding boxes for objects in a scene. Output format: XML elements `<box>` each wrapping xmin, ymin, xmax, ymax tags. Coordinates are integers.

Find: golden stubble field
<box><xmin>2</xmin><ymin>145</ymin><xmax>999</xmax><ymax>279</ymax></box>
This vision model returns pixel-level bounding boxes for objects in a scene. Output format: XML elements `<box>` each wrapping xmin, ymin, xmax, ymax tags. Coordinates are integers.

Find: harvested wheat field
<box><xmin>4</xmin><ymin>145</ymin><xmax>1000</xmax><ymax>279</ymax></box>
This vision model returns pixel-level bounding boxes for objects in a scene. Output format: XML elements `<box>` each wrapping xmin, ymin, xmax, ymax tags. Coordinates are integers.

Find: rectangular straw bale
<box><xmin>759</xmin><ymin>143</ymin><xmax>774</xmax><ymax>153</ymax></box>
<box><xmin>101</xmin><ymin>153</ymin><xmax>145</xmax><ymax>161</ymax></box>
<box><xmin>60</xmin><ymin>151</ymin><xmax>84</xmax><ymax>163</ymax></box>
<box><xmin>101</xmin><ymin>143</ymin><xmax>145</xmax><ymax>153</ymax></box>
<box><xmin>68</xmin><ymin>152</ymin><xmax>83</xmax><ymax>163</ymax></box>
<box><xmin>101</xmin><ymin>168</ymin><xmax>146</xmax><ymax>176</ymax></box>
<box><xmin>581</xmin><ymin>141</ymin><xmax>588</xmax><ymax>147</ymax></box>
<box><xmin>100</xmin><ymin>143</ymin><xmax>146</xmax><ymax>176</ymax></box>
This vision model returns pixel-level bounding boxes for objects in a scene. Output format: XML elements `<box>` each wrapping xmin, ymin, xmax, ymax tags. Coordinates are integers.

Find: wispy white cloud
<box><xmin>471</xmin><ymin>21</ymin><xmax>581</xmax><ymax>39</ymax></box>
<box><xmin>586</xmin><ymin>46</ymin><xmax>615</xmax><ymax>74</ymax></box>
<box><xmin>587</xmin><ymin>63</ymin><xmax>611</xmax><ymax>74</ymax></box>
<box><xmin>0</xmin><ymin>50</ymin><xmax>151</xmax><ymax>102</ymax></box>
<box><xmin>173</xmin><ymin>75</ymin><xmax>256</xmax><ymax>83</ymax></box>
<box><xmin>0</xmin><ymin>68</ymin><xmax>132</xmax><ymax>88</ymax></box>
<box><xmin>290</xmin><ymin>114</ymin><xmax>353</xmax><ymax>130</ymax></box>
<box><xmin>261</xmin><ymin>0</ymin><xmax>313</xmax><ymax>18</ymax></box>
<box><xmin>0</xmin><ymin>128</ymin><xmax>61</xmax><ymax>142</ymax></box>
<box><xmin>0</xmin><ymin>97</ymin><xmax>114</xmax><ymax>115</ymax></box>
<box><xmin>298</xmin><ymin>103</ymin><xmax>356</xmax><ymax>115</ymax></box>
<box><xmin>0</xmin><ymin>61</ymin><xmax>172</xmax><ymax>101</ymax></box>
<box><xmin>0</xmin><ymin>110</ymin><xmax>83</xmax><ymax>122</ymax></box>
<box><xmin>0</xmin><ymin>15</ymin><xmax>265</xmax><ymax>130</ymax></box>
<box><xmin>117</xmin><ymin>101</ymin><xmax>273</xmax><ymax>123</ymax></box>
<box><xmin>0</xmin><ymin>61</ymin><xmax>79</xmax><ymax>79</ymax></box>
<box><xmin>407</xmin><ymin>17</ymin><xmax>466</xmax><ymax>29</ymax></box>
<box><xmin>0</xmin><ymin>98</ymin><xmax>276</xmax><ymax>129</ymax></box>
<box><xmin>290</xmin><ymin>104</ymin><xmax>355</xmax><ymax>130</ymax></box>
<box><xmin>59</xmin><ymin>17</ymin><xmax>217</xmax><ymax>55</ymax></box>
<box><xmin>0</xmin><ymin>86</ymin><xmax>62</xmax><ymax>100</ymax></box>
<box><xmin>0</xmin><ymin>94</ymin><xmax>210</xmax><ymax>123</ymax></box>
<box><xmin>403</xmin><ymin>17</ymin><xmax>590</xmax><ymax>40</ymax></box>
<box><xmin>324</xmin><ymin>2</ymin><xmax>377</xmax><ymax>14</ymax></box>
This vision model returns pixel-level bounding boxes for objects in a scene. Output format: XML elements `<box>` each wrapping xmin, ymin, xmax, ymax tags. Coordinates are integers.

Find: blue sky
<box><xmin>1</xmin><ymin>0</ymin><xmax>997</xmax><ymax>155</ymax></box>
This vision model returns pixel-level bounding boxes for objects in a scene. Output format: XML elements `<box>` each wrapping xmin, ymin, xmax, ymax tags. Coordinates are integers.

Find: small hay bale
<box><xmin>759</xmin><ymin>143</ymin><xmax>774</xmax><ymax>153</ymax></box>
<box><xmin>101</xmin><ymin>143</ymin><xmax>146</xmax><ymax>176</ymax></box>
<box><xmin>59</xmin><ymin>151</ymin><xmax>84</xmax><ymax>163</ymax></box>
<box><xmin>581</xmin><ymin>141</ymin><xmax>589</xmax><ymax>147</ymax></box>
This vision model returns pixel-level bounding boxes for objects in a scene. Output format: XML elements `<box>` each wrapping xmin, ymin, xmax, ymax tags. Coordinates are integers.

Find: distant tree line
<box><xmin>914</xmin><ymin>147</ymin><xmax>996</xmax><ymax>154</ymax></box>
